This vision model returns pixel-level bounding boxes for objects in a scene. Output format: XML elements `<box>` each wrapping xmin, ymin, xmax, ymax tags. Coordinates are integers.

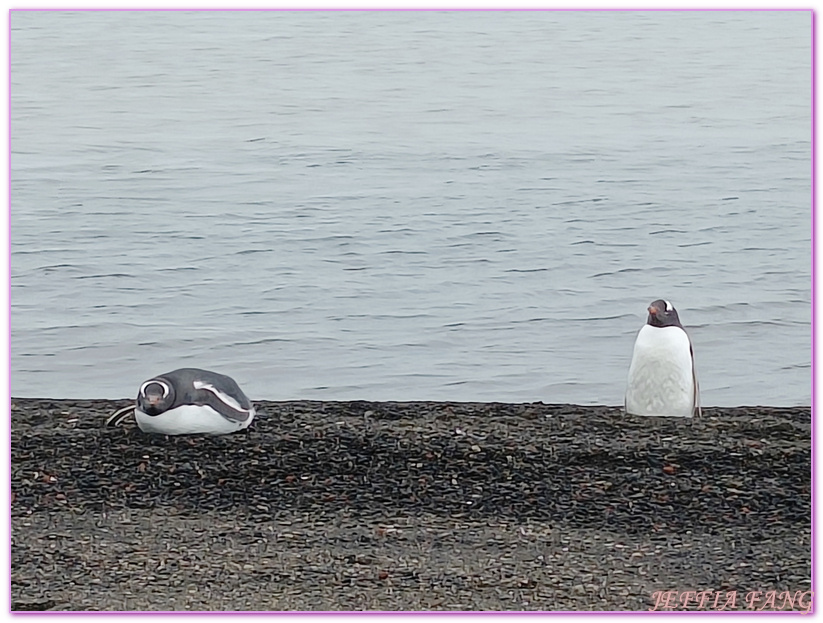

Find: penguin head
<box><xmin>646</xmin><ymin>299</ymin><xmax>684</xmax><ymax>329</ymax></box>
<box><xmin>137</xmin><ymin>378</ymin><xmax>175</xmax><ymax>416</ymax></box>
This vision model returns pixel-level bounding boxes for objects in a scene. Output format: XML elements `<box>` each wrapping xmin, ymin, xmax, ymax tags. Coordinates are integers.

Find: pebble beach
<box><xmin>11</xmin><ymin>399</ymin><xmax>811</xmax><ymax>612</ymax></box>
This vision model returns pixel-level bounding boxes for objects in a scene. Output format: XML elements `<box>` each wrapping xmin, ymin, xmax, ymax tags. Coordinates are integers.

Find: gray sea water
<box><xmin>10</xmin><ymin>10</ymin><xmax>811</xmax><ymax>405</ymax></box>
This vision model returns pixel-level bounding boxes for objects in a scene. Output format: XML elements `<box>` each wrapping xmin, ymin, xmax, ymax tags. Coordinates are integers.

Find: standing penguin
<box><xmin>106</xmin><ymin>368</ymin><xmax>256</xmax><ymax>435</ymax></box>
<box><xmin>625</xmin><ymin>300</ymin><xmax>700</xmax><ymax>417</ymax></box>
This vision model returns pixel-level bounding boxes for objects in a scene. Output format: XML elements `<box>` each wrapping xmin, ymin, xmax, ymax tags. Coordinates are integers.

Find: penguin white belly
<box><xmin>135</xmin><ymin>404</ymin><xmax>254</xmax><ymax>435</ymax></box>
<box><xmin>625</xmin><ymin>325</ymin><xmax>695</xmax><ymax>417</ymax></box>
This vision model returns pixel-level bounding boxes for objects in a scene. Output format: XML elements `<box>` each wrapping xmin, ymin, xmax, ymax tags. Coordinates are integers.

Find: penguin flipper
<box><xmin>690</xmin><ymin>342</ymin><xmax>701</xmax><ymax>418</ymax></box>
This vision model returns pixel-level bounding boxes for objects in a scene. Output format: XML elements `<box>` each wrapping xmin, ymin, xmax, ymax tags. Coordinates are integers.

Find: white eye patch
<box><xmin>664</xmin><ymin>300</ymin><xmax>673</xmax><ymax>312</ymax></box>
<box><xmin>140</xmin><ymin>379</ymin><xmax>170</xmax><ymax>398</ymax></box>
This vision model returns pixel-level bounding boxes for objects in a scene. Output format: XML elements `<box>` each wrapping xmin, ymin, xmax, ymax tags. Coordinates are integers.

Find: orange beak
<box><xmin>648</xmin><ymin>305</ymin><xmax>659</xmax><ymax>316</ymax></box>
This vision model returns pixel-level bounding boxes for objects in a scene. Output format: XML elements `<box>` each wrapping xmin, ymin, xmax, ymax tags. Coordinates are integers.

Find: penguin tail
<box><xmin>106</xmin><ymin>404</ymin><xmax>135</xmax><ymax>427</ymax></box>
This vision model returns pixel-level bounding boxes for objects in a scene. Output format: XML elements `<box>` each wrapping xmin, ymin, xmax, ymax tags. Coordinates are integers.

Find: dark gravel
<box><xmin>11</xmin><ymin>399</ymin><xmax>811</xmax><ymax>612</ymax></box>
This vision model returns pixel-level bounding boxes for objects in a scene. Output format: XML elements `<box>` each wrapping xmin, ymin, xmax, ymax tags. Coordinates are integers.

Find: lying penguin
<box><xmin>106</xmin><ymin>368</ymin><xmax>256</xmax><ymax>435</ymax></box>
<box><xmin>625</xmin><ymin>299</ymin><xmax>700</xmax><ymax>417</ymax></box>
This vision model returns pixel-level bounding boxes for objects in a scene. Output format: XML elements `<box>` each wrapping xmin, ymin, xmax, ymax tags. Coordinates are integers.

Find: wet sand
<box><xmin>11</xmin><ymin>399</ymin><xmax>811</xmax><ymax>612</ymax></box>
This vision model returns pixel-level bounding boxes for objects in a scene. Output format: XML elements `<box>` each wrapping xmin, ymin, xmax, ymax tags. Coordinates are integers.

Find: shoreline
<box><xmin>11</xmin><ymin>399</ymin><xmax>811</xmax><ymax>612</ymax></box>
